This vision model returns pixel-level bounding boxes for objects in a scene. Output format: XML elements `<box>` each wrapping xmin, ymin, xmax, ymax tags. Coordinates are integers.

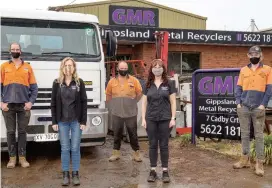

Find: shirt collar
<box><xmin>9</xmin><ymin>58</ymin><xmax>24</xmax><ymax>64</ymax></box>
<box><xmin>115</xmin><ymin>74</ymin><xmax>130</xmax><ymax>79</ymax></box>
<box><xmin>247</xmin><ymin>62</ymin><xmax>263</xmax><ymax>68</ymax></box>
<box><xmin>62</xmin><ymin>78</ymin><xmax>76</xmax><ymax>85</ymax></box>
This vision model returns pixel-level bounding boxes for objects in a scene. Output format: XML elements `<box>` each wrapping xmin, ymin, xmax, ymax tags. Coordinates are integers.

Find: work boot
<box><xmin>7</xmin><ymin>156</ymin><xmax>16</xmax><ymax>169</ymax></box>
<box><xmin>62</xmin><ymin>171</ymin><xmax>70</xmax><ymax>186</ymax></box>
<box><xmin>132</xmin><ymin>150</ymin><xmax>142</xmax><ymax>162</ymax></box>
<box><xmin>162</xmin><ymin>170</ymin><xmax>171</xmax><ymax>183</ymax></box>
<box><xmin>233</xmin><ymin>155</ymin><xmax>251</xmax><ymax>169</ymax></box>
<box><xmin>147</xmin><ymin>169</ymin><xmax>157</xmax><ymax>182</ymax></box>
<box><xmin>109</xmin><ymin>150</ymin><xmax>120</xmax><ymax>162</ymax></box>
<box><xmin>72</xmin><ymin>171</ymin><xmax>80</xmax><ymax>186</ymax></box>
<box><xmin>255</xmin><ymin>159</ymin><xmax>264</xmax><ymax>177</ymax></box>
<box><xmin>19</xmin><ymin>156</ymin><xmax>30</xmax><ymax>168</ymax></box>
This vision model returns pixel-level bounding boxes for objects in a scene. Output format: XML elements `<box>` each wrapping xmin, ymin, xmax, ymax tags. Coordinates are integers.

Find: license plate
<box><xmin>34</xmin><ymin>133</ymin><xmax>59</xmax><ymax>142</ymax></box>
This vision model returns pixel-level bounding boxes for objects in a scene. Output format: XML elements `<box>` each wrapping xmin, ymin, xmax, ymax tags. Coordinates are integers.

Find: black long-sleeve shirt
<box><xmin>50</xmin><ymin>78</ymin><xmax>87</xmax><ymax>125</ymax></box>
<box><xmin>60</xmin><ymin>80</ymin><xmax>78</xmax><ymax>122</ymax></box>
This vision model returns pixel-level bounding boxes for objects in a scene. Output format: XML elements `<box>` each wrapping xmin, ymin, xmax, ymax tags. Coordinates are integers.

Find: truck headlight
<box><xmin>91</xmin><ymin>116</ymin><xmax>102</xmax><ymax>126</ymax></box>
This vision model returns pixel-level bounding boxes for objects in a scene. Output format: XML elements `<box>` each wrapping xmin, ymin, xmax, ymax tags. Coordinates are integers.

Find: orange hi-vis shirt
<box><xmin>235</xmin><ymin>63</ymin><xmax>272</xmax><ymax>108</ymax></box>
<box><xmin>1</xmin><ymin>60</ymin><xmax>38</xmax><ymax>104</ymax></box>
<box><xmin>106</xmin><ymin>75</ymin><xmax>142</xmax><ymax>118</ymax></box>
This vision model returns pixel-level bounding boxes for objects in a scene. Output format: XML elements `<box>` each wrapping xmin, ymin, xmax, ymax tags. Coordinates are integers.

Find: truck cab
<box><xmin>0</xmin><ymin>9</ymin><xmax>114</xmax><ymax>149</ymax></box>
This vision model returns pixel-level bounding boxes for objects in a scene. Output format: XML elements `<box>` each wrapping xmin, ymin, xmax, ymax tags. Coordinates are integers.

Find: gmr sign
<box><xmin>198</xmin><ymin>75</ymin><xmax>239</xmax><ymax>95</ymax></box>
<box><xmin>109</xmin><ymin>5</ymin><xmax>159</xmax><ymax>27</ymax></box>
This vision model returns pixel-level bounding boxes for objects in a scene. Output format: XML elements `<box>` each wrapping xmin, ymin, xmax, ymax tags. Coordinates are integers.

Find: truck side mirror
<box><xmin>106</xmin><ymin>30</ymin><xmax>117</xmax><ymax>57</ymax></box>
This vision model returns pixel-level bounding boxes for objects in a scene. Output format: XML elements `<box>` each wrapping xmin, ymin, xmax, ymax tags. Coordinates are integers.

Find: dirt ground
<box><xmin>1</xmin><ymin>136</ymin><xmax>272</xmax><ymax>188</ymax></box>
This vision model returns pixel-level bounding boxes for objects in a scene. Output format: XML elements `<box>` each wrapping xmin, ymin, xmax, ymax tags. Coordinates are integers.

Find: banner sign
<box><xmin>100</xmin><ymin>25</ymin><xmax>272</xmax><ymax>46</ymax></box>
<box><xmin>192</xmin><ymin>69</ymin><xmax>242</xmax><ymax>142</ymax></box>
<box><xmin>109</xmin><ymin>5</ymin><xmax>159</xmax><ymax>27</ymax></box>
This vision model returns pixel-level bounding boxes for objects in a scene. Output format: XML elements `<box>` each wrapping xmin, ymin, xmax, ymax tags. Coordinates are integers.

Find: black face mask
<box><xmin>250</xmin><ymin>57</ymin><xmax>260</xmax><ymax>65</ymax></box>
<box><xmin>11</xmin><ymin>52</ymin><xmax>21</xmax><ymax>59</ymax></box>
<box><xmin>119</xmin><ymin>70</ymin><xmax>128</xmax><ymax>77</ymax></box>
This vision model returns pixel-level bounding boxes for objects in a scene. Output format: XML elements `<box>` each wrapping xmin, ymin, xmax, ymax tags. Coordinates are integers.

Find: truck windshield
<box><xmin>1</xmin><ymin>18</ymin><xmax>101</xmax><ymax>62</ymax></box>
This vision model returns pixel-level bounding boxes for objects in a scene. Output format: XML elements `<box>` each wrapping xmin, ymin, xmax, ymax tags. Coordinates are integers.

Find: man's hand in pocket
<box><xmin>1</xmin><ymin>102</ymin><xmax>9</xmax><ymax>111</ymax></box>
<box><xmin>258</xmin><ymin>105</ymin><xmax>265</xmax><ymax>110</ymax></box>
<box><xmin>24</xmin><ymin>102</ymin><xmax>32</xmax><ymax>111</ymax></box>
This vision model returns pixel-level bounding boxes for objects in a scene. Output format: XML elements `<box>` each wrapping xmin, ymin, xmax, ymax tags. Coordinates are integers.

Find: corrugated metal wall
<box><xmin>262</xmin><ymin>30</ymin><xmax>272</xmax><ymax>33</ymax></box>
<box><xmin>62</xmin><ymin>1</ymin><xmax>206</xmax><ymax>30</ymax></box>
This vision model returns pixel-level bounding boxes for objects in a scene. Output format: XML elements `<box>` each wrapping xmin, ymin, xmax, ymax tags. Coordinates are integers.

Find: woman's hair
<box><xmin>57</xmin><ymin>57</ymin><xmax>80</xmax><ymax>86</ymax></box>
<box><xmin>146</xmin><ymin>59</ymin><xmax>168</xmax><ymax>88</ymax></box>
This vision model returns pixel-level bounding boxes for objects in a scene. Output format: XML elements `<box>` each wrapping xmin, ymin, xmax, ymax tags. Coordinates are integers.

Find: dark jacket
<box><xmin>51</xmin><ymin>78</ymin><xmax>87</xmax><ymax>125</ymax></box>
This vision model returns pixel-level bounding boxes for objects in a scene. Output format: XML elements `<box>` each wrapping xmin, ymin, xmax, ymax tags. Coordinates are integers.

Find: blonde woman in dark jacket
<box><xmin>51</xmin><ymin>57</ymin><xmax>87</xmax><ymax>186</ymax></box>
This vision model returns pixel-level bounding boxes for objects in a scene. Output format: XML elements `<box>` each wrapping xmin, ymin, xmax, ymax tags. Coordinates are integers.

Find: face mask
<box><xmin>250</xmin><ymin>57</ymin><xmax>260</xmax><ymax>65</ymax></box>
<box><xmin>152</xmin><ymin>67</ymin><xmax>163</xmax><ymax>76</ymax></box>
<box><xmin>11</xmin><ymin>52</ymin><xmax>20</xmax><ymax>59</ymax></box>
<box><xmin>119</xmin><ymin>70</ymin><xmax>128</xmax><ymax>77</ymax></box>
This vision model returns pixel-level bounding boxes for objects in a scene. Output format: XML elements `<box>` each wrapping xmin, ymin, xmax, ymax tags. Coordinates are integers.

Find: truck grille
<box><xmin>26</xmin><ymin>125</ymin><xmax>44</xmax><ymax>134</ymax></box>
<box><xmin>26</xmin><ymin>125</ymin><xmax>58</xmax><ymax>134</ymax></box>
<box><xmin>32</xmin><ymin>88</ymin><xmax>96</xmax><ymax>110</ymax></box>
<box><xmin>32</xmin><ymin>88</ymin><xmax>52</xmax><ymax>109</ymax></box>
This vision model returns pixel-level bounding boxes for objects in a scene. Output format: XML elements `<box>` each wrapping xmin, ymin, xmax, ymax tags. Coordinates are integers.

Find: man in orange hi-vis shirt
<box><xmin>1</xmin><ymin>43</ymin><xmax>38</xmax><ymax>169</ymax></box>
<box><xmin>234</xmin><ymin>45</ymin><xmax>272</xmax><ymax>177</ymax></box>
<box><xmin>106</xmin><ymin>61</ymin><xmax>143</xmax><ymax>162</ymax></box>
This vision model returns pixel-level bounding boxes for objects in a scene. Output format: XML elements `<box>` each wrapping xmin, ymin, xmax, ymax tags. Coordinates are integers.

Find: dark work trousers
<box><xmin>112</xmin><ymin>115</ymin><xmax>140</xmax><ymax>151</ymax></box>
<box><xmin>2</xmin><ymin>103</ymin><xmax>30</xmax><ymax>157</ymax></box>
<box><xmin>146</xmin><ymin>119</ymin><xmax>172</xmax><ymax>168</ymax></box>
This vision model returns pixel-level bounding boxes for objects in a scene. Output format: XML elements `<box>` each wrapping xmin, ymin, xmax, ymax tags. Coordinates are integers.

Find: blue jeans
<box><xmin>58</xmin><ymin>121</ymin><xmax>82</xmax><ymax>171</ymax></box>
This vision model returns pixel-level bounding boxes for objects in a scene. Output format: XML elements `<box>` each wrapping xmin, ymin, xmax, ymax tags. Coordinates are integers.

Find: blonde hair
<box><xmin>57</xmin><ymin>57</ymin><xmax>80</xmax><ymax>86</ymax></box>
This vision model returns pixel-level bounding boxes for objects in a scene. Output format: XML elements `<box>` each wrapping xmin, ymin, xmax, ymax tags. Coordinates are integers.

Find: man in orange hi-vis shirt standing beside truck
<box><xmin>106</xmin><ymin>61</ymin><xmax>143</xmax><ymax>162</ymax></box>
<box><xmin>234</xmin><ymin>45</ymin><xmax>272</xmax><ymax>176</ymax></box>
<box><xmin>1</xmin><ymin>43</ymin><xmax>38</xmax><ymax>169</ymax></box>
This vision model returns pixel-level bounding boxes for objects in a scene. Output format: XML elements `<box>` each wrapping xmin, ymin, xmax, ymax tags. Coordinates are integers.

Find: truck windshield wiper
<box><xmin>41</xmin><ymin>52</ymin><xmax>96</xmax><ymax>57</ymax></box>
<box><xmin>1</xmin><ymin>51</ymin><xmax>33</xmax><ymax>55</ymax></box>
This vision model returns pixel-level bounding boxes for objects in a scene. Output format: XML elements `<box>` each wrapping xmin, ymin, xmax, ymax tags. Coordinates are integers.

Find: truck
<box><xmin>1</xmin><ymin>9</ymin><xmax>117</xmax><ymax>150</ymax></box>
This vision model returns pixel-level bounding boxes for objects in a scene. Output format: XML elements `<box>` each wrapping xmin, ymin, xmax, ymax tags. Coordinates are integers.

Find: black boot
<box><xmin>162</xmin><ymin>170</ymin><xmax>170</xmax><ymax>183</ymax></box>
<box><xmin>62</xmin><ymin>171</ymin><xmax>70</xmax><ymax>186</ymax></box>
<box><xmin>72</xmin><ymin>171</ymin><xmax>80</xmax><ymax>186</ymax></box>
<box><xmin>147</xmin><ymin>169</ymin><xmax>157</xmax><ymax>182</ymax></box>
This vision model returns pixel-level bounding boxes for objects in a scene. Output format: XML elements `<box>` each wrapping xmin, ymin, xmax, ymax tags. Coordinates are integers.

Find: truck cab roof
<box><xmin>0</xmin><ymin>8</ymin><xmax>99</xmax><ymax>24</ymax></box>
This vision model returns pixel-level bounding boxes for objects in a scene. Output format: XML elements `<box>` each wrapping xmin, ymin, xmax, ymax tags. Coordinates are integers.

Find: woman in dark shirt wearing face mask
<box><xmin>141</xmin><ymin>59</ymin><xmax>177</xmax><ymax>183</ymax></box>
<box><xmin>51</xmin><ymin>57</ymin><xmax>87</xmax><ymax>186</ymax></box>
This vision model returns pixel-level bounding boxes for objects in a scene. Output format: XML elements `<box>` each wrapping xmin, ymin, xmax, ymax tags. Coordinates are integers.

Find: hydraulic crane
<box><xmin>154</xmin><ymin>31</ymin><xmax>169</xmax><ymax>69</ymax></box>
<box><xmin>105</xmin><ymin>31</ymin><xmax>170</xmax><ymax>81</ymax></box>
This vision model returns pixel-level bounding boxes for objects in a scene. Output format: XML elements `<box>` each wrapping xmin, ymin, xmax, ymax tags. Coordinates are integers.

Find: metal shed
<box><xmin>49</xmin><ymin>0</ymin><xmax>207</xmax><ymax>30</ymax></box>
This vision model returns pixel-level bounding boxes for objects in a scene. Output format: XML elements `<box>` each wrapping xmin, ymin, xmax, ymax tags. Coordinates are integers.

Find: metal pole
<box><xmin>251</xmin><ymin>19</ymin><xmax>255</xmax><ymax>32</ymax></box>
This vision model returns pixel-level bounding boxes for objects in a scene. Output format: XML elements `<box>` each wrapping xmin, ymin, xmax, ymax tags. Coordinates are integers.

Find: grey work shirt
<box><xmin>60</xmin><ymin>80</ymin><xmax>78</xmax><ymax>122</ymax></box>
<box><xmin>143</xmin><ymin>80</ymin><xmax>177</xmax><ymax>121</ymax></box>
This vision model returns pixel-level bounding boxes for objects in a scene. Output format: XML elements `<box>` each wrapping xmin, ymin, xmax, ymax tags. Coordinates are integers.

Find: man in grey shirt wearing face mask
<box><xmin>106</xmin><ymin>61</ymin><xmax>143</xmax><ymax>162</ymax></box>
